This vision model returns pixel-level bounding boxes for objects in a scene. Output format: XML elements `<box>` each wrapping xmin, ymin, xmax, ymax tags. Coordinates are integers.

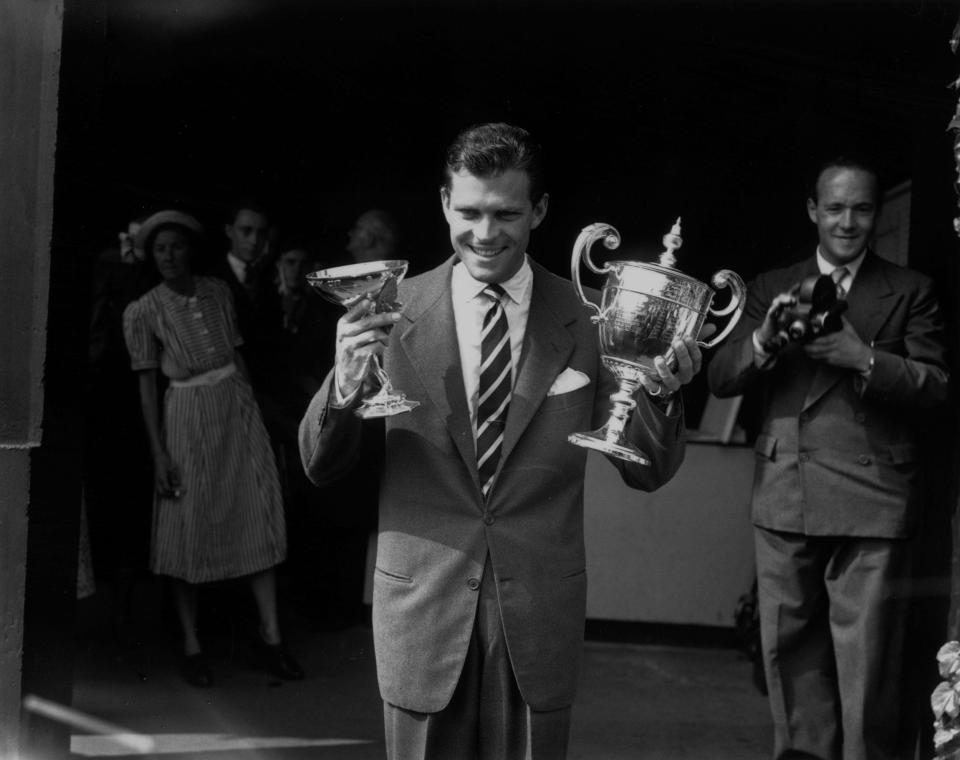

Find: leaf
<box><xmin>938</xmin><ymin>642</ymin><xmax>960</xmax><ymax>679</ymax></box>
<box><xmin>933</xmin><ymin>682</ymin><xmax>960</xmax><ymax>719</ymax></box>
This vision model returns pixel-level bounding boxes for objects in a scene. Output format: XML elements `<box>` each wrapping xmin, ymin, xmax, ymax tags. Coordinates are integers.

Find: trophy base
<box><xmin>567</xmin><ymin>431</ymin><xmax>651</xmax><ymax>466</ymax></box>
<box><xmin>355</xmin><ymin>394</ymin><xmax>420</xmax><ymax>419</ymax></box>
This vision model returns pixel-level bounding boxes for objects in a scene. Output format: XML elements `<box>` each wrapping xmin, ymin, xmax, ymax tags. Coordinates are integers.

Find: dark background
<box><xmin>60</xmin><ymin>0</ymin><xmax>959</xmax><ymax>432</ymax></box>
<box><xmin>78</xmin><ymin>0</ymin><xmax>957</xmax><ymax>284</ymax></box>
<box><xmin>22</xmin><ymin>3</ymin><xmax>959</xmax><ymax>756</ymax></box>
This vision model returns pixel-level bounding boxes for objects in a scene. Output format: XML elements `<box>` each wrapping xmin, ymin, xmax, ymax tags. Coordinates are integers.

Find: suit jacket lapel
<box><xmin>842</xmin><ymin>252</ymin><xmax>897</xmax><ymax>342</ymax></box>
<box><xmin>500</xmin><ymin>262</ymin><xmax>576</xmax><ymax>465</ymax></box>
<box><xmin>802</xmin><ymin>252</ymin><xmax>897</xmax><ymax>411</ymax></box>
<box><xmin>399</xmin><ymin>258</ymin><xmax>578</xmax><ymax>489</ymax></box>
<box><xmin>398</xmin><ymin>260</ymin><xmax>478</xmax><ymax>480</ymax></box>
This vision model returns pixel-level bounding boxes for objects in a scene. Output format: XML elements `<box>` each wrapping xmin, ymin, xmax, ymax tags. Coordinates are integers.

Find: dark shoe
<box><xmin>182</xmin><ymin>653</ymin><xmax>213</xmax><ymax>688</ymax></box>
<box><xmin>260</xmin><ymin>641</ymin><xmax>304</xmax><ymax>681</ymax></box>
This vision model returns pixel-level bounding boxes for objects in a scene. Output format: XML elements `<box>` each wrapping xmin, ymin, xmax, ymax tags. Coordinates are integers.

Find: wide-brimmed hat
<box><xmin>135</xmin><ymin>210</ymin><xmax>204</xmax><ymax>253</ymax></box>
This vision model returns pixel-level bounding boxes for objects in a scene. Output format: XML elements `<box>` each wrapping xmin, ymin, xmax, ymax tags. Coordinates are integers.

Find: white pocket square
<box><xmin>547</xmin><ymin>368</ymin><xmax>590</xmax><ymax>396</ymax></box>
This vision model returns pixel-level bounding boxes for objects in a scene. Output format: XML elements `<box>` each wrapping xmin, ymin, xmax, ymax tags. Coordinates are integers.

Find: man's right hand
<box><xmin>335</xmin><ymin>297</ymin><xmax>402</xmax><ymax>399</ymax></box>
<box><xmin>754</xmin><ymin>286</ymin><xmax>800</xmax><ymax>355</ymax></box>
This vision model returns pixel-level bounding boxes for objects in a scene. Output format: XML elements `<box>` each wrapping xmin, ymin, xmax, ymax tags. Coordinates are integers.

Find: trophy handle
<box><xmin>571</xmin><ymin>223</ymin><xmax>620</xmax><ymax>321</ymax></box>
<box><xmin>699</xmin><ymin>269</ymin><xmax>747</xmax><ymax>349</ymax></box>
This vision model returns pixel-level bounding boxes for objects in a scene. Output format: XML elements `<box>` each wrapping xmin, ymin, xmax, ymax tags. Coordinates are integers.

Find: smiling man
<box><xmin>299</xmin><ymin>122</ymin><xmax>704</xmax><ymax>759</ymax></box>
<box><xmin>708</xmin><ymin>157</ymin><xmax>950</xmax><ymax>760</ymax></box>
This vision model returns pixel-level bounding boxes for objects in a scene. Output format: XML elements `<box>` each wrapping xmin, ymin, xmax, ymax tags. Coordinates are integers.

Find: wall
<box><xmin>0</xmin><ymin>0</ymin><xmax>62</xmax><ymax>755</ymax></box>
<box><xmin>585</xmin><ymin>444</ymin><xmax>756</xmax><ymax>627</ymax></box>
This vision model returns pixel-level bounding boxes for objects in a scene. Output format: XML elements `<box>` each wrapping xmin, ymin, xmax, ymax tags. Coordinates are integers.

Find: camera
<box><xmin>767</xmin><ymin>274</ymin><xmax>848</xmax><ymax>350</ymax></box>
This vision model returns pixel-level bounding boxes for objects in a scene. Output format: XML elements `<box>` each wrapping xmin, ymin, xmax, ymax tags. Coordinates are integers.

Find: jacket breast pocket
<box><xmin>539</xmin><ymin>384</ymin><xmax>593</xmax><ymax>414</ymax></box>
<box><xmin>375</xmin><ymin>566</ymin><xmax>413</xmax><ymax>584</ymax></box>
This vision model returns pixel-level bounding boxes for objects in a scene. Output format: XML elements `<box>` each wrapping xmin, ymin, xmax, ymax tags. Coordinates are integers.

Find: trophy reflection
<box><xmin>568</xmin><ymin>220</ymin><xmax>746</xmax><ymax>464</ymax></box>
<box><xmin>306</xmin><ymin>259</ymin><xmax>420</xmax><ymax>418</ymax></box>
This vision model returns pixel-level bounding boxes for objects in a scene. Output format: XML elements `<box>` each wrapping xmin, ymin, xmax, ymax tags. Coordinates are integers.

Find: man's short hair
<box><xmin>226</xmin><ymin>197</ymin><xmax>271</xmax><ymax>225</ymax></box>
<box><xmin>442</xmin><ymin>122</ymin><xmax>547</xmax><ymax>204</ymax></box>
<box><xmin>809</xmin><ymin>155</ymin><xmax>883</xmax><ymax>208</ymax></box>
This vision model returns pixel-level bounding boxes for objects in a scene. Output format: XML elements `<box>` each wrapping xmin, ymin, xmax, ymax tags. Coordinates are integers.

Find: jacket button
<box><xmin>858</xmin><ymin>454</ymin><xmax>872</xmax><ymax>465</ymax></box>
<box><xmin>799</xmin><ymin>452</ymin><xmax>809</xmax><ymax>463</ymax></box>
<box><xmin>467</xmin><ymin>578</ymin><xmax>480</xmax><ymax>591</ymax></box>
<box><xmin>484</xmin><ymin>514</ymin><xmax>495</xmax><ymax>525</ymax></box>
<box><xmin>855</xmin><ymin>412</ymin><xmax>866</xmax><ymax>423</ymax></box>
<box><xmin>798</xmin><ymin>413</ymin><xmax>808</xmax><ymax>425</ymax></box>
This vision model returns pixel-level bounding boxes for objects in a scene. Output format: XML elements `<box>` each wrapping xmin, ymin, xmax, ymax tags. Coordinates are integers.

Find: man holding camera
<box><xmin>708</xmin><ymin>157</ymin><xmax>949</xmax><ymax>760</ymax></box>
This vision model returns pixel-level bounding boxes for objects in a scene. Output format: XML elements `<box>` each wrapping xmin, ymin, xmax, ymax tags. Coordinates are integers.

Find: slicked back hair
<box><xmin>442</xmin><ymin>122</ymin><xmax>547</xmax><ymax>205</ymax></box>
<box><xmin>810</xmin><ymin>156</ymin><xmax>883</xmax><ymax>211</ymax></box>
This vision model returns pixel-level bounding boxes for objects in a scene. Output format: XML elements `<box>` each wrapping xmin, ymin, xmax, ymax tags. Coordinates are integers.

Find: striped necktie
<box><xmin>477</xmin><ymin>284</ymin><xmax>512</xmax><ymax>498</ymax></box>
<box><xmin>831</xmin><ymin>266</ymin><xmax>849</xmax><ymax>300</ymax></box>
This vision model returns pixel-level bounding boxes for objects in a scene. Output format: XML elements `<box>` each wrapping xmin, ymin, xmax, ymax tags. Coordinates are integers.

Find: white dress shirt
<box><xmin>815</xmin><ymin>246</ymin><xmax>865</xmax><ymax>292</ymax></box>
<box><xmin>227</xmin><ymin>252</ymin><xmax>248</xmax><ymax>284</ymax></box>
<box><xmin>451</xmin><ymin>256</ymin><xmax>532</xmax><ymax>437</ymax></box>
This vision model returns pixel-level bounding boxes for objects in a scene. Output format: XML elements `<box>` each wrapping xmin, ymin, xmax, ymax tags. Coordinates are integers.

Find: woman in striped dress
<box><xmin>123</xmin><ymin>210</ymin><xmax>302</xmax><ymax>687</ymax></box>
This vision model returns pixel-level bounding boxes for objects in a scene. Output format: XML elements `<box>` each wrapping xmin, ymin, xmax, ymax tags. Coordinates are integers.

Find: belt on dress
<box><xmin>169</xmin><ymin>362</ymin><xmax>237</xmax><ymax>388</ymax></box>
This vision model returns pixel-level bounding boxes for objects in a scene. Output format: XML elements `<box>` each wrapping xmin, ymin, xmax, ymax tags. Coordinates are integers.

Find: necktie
<box><xmin>831</xmin><ymin>266</ymin><xmax>849</xmax><ymax>300</ymax></box>
<box><xmin>477</xmin><ymin>284</ymin><xmax>512</xmax><ymax>498</ymax></box>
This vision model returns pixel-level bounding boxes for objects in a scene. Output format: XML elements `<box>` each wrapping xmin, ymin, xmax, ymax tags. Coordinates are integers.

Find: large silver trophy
<box><xmin>306</xmin><ymin>259</ymin><xmax>420</xmax><ymax>418</ymax></box>
<box><xmin>569</xmin><ymin>219</ymin><xmax>746</xmax><ymax>464</ymax></box>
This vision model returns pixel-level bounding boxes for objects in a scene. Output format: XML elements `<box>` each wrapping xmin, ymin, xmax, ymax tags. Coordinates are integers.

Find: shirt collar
<box><xmin>227</xmin><ymin>252</ymin><xmax>247</xmax><ymax>282</ymax></box>
<box><xmin>815</xmin><ymin>246</ymin><xmax>866</xmax><ymax>280</ymax></box>
<box><xmin>452</xmin><ymin>254</ymin><xmax>533</xmax><ymax>305</ymax></box>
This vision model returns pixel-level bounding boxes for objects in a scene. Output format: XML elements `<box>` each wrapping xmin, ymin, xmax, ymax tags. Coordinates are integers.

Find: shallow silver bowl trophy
<box><xmin>569</xmin><ymin>219</ymin><xmax>746</xmax><ymax>464</ymax></box>
<box><xmin>306</xmin><ymin>259</ymin><xmax>420</xmax><ymax>418</ymax></box>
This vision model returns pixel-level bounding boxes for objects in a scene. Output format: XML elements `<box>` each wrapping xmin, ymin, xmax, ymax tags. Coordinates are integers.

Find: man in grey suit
<box><xmin>299</xmin><ymin>122</ymin><xmax>702</xmax><ymax>759</ymax></box>
<box><xmin>708</xmin><ymin>157</ymin><xmax>949</xmax><ymax>760</ymax></box>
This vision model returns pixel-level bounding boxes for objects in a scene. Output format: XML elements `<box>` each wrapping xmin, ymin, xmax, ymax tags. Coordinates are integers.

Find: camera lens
<box><xmin>788</xmin><ymin>319</ymin><xmax>807</xmax><ymax>341</ymax></box>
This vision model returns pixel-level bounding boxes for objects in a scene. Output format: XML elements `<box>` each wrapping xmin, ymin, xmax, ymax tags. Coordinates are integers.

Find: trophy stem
<box><xmin>355</xmin><ymin>356</ymin><xmax>420</xmax><ymax>419</ymax></box>
<box><xmin>605</xmin><ymin>379</ymin><xmax>640</xmax><ymax>443</ymax></box>
<box><xmin>567</xmin><ymin>377</ymin><xmax>651</xmax><ymax>465</ymax></box>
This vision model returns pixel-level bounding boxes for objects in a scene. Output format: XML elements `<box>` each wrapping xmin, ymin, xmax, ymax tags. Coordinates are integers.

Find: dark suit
<box><xmin>708</xmin><ymin>251</ymin><xmax>949</xmax><ymax>759</ymax></box>
<box><xmin>207</xmin><ymin>254</ymin><xmax>275</xmax><ymax>391</ymax></box>
<box><xmin>300</xmin><ymin>256</ymin><xmax>686</xmax><ymax>755</ymax></box>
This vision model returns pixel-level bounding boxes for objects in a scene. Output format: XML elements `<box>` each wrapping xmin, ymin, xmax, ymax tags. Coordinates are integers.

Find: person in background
<box><xmin>259</xmin><ymin>240</ymin><xmax>354</xmax><ymax>628</ymax></box>
<box><xmin>83</xmin><ymin>215</ymin><xmax>157</xmax><ymax>641</ymax></box>
<box><xmin>124</xmin><ymin>210</ymin><xmax>303</xmax><ymax>688</ymax></box>
<box><xmin>208</xmin><ymin>201</ymin><xmax>275</xmax><ymax>392</ymax></box>
<box><xmin>346</xmin><ymin>208</ymin><xmax>400</xmax><ymax>264</ymax></box>
<box><xmin>708</xmin><ymin>157</ymin><xmax>949</xmax><ymax>760</ymax></box>
<box><xmin>300</xmin><ymin>122</ymin><xmax>701</xmax><ymax>759</ymax></box>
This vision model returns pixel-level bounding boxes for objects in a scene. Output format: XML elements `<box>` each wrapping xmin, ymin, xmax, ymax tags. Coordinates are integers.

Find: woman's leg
<box><xmin>172</xmin><ymin>578</ymin><xmax>212</xmax><ymax>687</ymax></box>
<box><xmin>247</xmin><ymin>567</ymin><xmax>281</xmax><ymax>644</ymax></box>
<box><xmin>246</xmin><ymin>567</ymin><xmax>304</xmax><ymax>679</ymax></box>
<box><xmin>171</xmin><ymin>579</ymin><xmax>201</xmax><ymax>654</ymax></box>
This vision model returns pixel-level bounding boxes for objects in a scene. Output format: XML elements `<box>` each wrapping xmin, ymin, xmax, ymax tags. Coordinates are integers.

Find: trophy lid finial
<box><xmin>659</xmin><ymin>217</ymin><xmax>682</xmax><ymax>268</ymax></box>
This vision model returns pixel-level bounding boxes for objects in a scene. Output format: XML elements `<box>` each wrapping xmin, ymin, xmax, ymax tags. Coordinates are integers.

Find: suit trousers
<box><xmin>383</xmin><ymin>561</ymin><xmax>572</xmax><ymax>760</ymax></box>
<box><xmin>755</xmin><ymin>526</ymin><xmax>909</xmax><ymax>760</ymax></box>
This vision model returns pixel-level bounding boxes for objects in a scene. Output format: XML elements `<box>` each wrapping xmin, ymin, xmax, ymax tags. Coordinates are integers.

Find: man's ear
<box><xmin>531</xmin><ymin>193</ymin><xmax>549</xmax><ymax>230</ymax></box>
<box><xmin>440</xmin><ymin>187</ymin><xmax>452</xmax><ymax>221</ymax></box>
<box><xmin>224</xmin><ymin>223</ymin><xmax>232</xmax><ymax>240</ymax></box>
<box><xmin>806</xmin><ymin>198</ymin><xmax>817</xmax><ymax>224</ymax></box>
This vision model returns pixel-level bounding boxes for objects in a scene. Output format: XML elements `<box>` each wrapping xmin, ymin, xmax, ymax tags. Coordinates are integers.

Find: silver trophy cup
<box><xmin>306</xmin><ymin>259</ymin><xmax>420</xmax><ymax>418</ymax></box>
<box><xmin>569</xmin><ymin>220</ymin><xmax>746</xmax><ymax>464</ymax></box>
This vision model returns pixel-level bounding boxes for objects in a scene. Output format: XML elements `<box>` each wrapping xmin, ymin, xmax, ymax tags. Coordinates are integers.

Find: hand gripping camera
<box><xmin>767</xmin><ymin>274</ymin><xmax>848</xmax><ymax>350</ymax></box>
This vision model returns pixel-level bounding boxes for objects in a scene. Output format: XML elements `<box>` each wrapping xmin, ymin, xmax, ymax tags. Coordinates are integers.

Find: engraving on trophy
<box><xmin>568</xmin><ymin>220</ymin><xmax>746</xmax><ymax>464</ymax></box>
<box><xmin>306</xmin><ymin>259</ymin><xmax>420</xmax><ymax>419</ymax></box>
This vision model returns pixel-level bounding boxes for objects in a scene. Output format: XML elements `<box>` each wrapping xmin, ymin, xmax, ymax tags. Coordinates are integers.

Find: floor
<box><xmin>64</xmin><ymin>584</ymin><xmax>772</xmax><ymax>760</ymax></box>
